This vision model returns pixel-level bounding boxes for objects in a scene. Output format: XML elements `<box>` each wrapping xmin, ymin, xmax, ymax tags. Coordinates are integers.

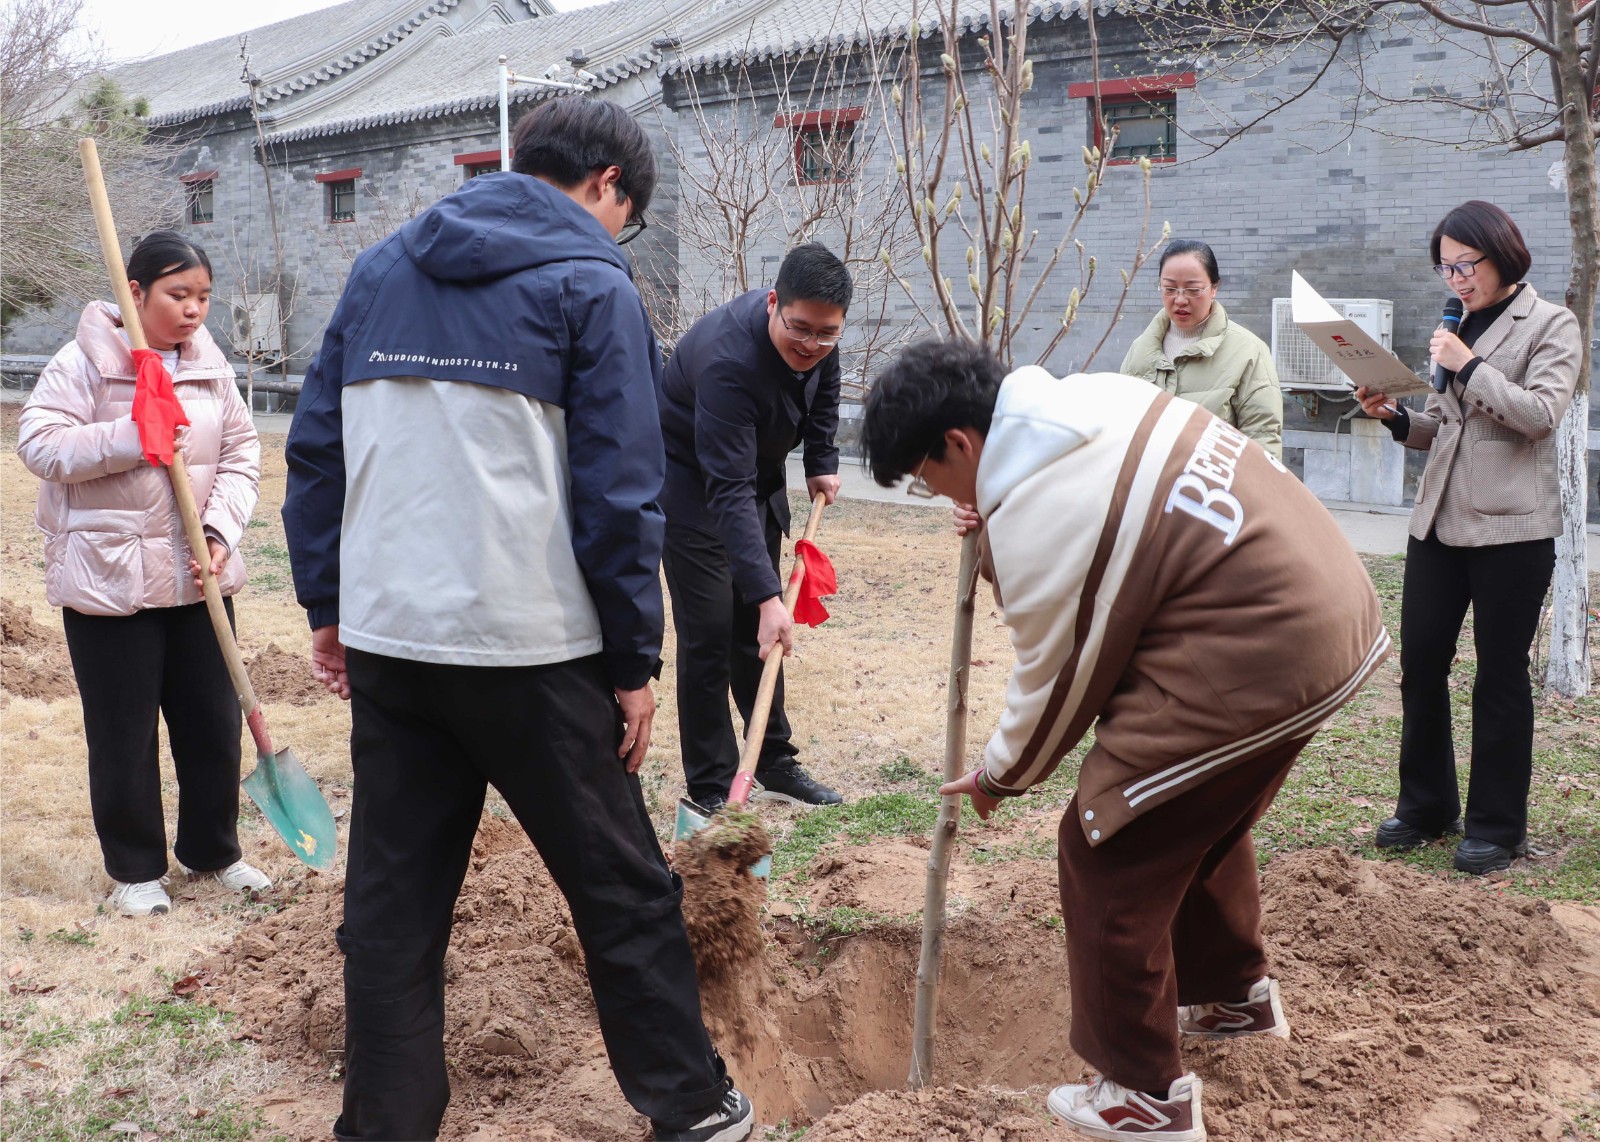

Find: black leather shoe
<box><xmin>686</xmin><ymin>793</ymin><xmax>727</xmax><ymax>816</ymax></box>
<box><xmin>1453</xmin><ymin>837</ymin><xmax>1523</xmax><ymax>875</ymax></box>
<box><xmin>1374</xmin><ymin>815</ymin><xmax>1464</xmax><ymax>850</ymax></box>
<box><xmin>754</xmin><ymin>761</ymin><xmax>843</xmax><ymax>806</ymax></box>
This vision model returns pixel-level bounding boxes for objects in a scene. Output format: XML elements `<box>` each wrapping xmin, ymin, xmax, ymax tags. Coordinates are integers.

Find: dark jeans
<box><xmin>661</xmin><ymin>519</ymin><xmax>798</xmax><ymax>806</ymax></box>
<box><xmin>1057</xmin><ymin>737</ymin><xmax>1307</xmax><ymax>1092</ymax></box>
<box><xmin>333</xmin><ymin>649</ymin><xmax>728</xmax><ymax>1142</ymax></box>
<box><xmin>1397</xmin><ymin>533</ymin><xmax>1555</xmax><ymax>849</ymax></box>
<box><xmin>62</xmin><ymin>600</ymin><xmax>242</xmax><ymax>884</ymax></box>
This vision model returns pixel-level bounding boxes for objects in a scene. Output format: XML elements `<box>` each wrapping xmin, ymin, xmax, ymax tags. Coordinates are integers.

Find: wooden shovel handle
<box><xmin>78</xmin><ymin>139</ymin><xmax>268</xmax><ymax>752</ymax></box>
<box><xmin>727</xmin><ymin>491</ymin><xmax>827</xmax><ymax>808</ymax></box>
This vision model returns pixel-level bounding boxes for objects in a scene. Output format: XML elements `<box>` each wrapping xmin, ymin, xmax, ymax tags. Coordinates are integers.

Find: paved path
<box><xmin>782</xmin><ymin>456</ymin><xmax>1600</xmax><ymax>562</ymax></box>
<box><xmin>243</xmin><ymin>414</ymin><xmax>1599</xmax><ymax>561</ymax></box>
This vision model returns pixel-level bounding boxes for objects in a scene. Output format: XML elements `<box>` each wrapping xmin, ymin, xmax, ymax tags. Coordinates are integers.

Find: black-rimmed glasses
<box><xmin>1433</xmin><ymin>254</ymin><xmax>1489</xmax><ymax>279</ymax></box>
<box><xmin>617</xmin><ymin>212</ymin><xmax>648</xmax><ymax>246</ymax></box>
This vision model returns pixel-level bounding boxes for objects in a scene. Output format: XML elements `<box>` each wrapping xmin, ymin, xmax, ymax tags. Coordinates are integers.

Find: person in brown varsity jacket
<box><xmin>863</xmin><ymin>339</ymin><xmax>1391</xmax><ymax>1142</ymax></box>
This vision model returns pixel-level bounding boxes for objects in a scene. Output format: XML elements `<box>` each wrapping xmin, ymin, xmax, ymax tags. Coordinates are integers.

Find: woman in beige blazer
<box><xmin>1356</xmin><ymin>200</ymin><xmax>1581</xmax><ymax>875</ymax></box>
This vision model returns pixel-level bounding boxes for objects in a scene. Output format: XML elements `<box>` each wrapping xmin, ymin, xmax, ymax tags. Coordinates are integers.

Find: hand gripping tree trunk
<box><xmin>908</xmin><ymin>531</ymin><xmax>979</xmax><ymax>1088</ymax></box>
<box><xmin>888</xmin><ymin>0</ymin><xmax>1168</xmax><ymax>1087</ymax></box>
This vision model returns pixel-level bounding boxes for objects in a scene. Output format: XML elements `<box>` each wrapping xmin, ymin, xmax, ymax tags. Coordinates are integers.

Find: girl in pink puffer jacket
<box><xmin>17</xmin><ymin>231</ymin><xmax>272</xmax><ymax>917</ymax></box>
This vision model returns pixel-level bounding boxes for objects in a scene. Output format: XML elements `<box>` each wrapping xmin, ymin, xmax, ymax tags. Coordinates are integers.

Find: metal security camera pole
<box><xmin>498</xmin><ymin>56</ymin><xmax>595</xmax><ymax>168</ymax></box>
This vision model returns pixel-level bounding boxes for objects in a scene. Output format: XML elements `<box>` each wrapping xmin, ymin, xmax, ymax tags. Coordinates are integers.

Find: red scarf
<box><xmin>130</xmin><ymin>347</ymin><xmax>190</xmax><ymax>466</ymax></box>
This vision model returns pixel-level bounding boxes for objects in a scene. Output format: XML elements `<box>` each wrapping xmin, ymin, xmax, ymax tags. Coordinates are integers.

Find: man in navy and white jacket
<box><xmin>283</xmin><ymin>98</ymin><xmax>752</xmax><ymax>1142</ymax></box>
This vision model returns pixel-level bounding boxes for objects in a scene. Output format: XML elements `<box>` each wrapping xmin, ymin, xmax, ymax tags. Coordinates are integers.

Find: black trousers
<box><xmin>62</xmin><ymin>600</ymin><xmax>242</xmax><ymax>884</ymax></box>
<box><xmin>661</xmin><ymin>519</ymin><xmax>798</xmax><ymax>806</ymax></box>
<box><xmin>1397</xmin><ymin>533</ymin><xmax>1555</xmax><ymax>849</ymax></box>
<box><xmin>334</xmin><ymin>649</ymin><xmax>728</xmax><ymax>1142</ymax></box>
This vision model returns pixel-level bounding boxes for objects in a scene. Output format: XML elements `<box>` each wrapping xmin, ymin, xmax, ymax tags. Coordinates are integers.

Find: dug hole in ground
<box><xmin>3</xmin><ymin>405</ymin><xmax>1599</xmax><ymax>1140</ymax></box>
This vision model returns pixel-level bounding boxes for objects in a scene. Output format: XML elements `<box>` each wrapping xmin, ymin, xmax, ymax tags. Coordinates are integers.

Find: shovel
<box><xmin>673</xmin><ymin>492</ymin><xmax>828</xmax><ymax>875</ymax></box>
<box><xmin>79</xmin><ymin>138</ymin><xmax>337</xmax><ymax>871</ymax></box>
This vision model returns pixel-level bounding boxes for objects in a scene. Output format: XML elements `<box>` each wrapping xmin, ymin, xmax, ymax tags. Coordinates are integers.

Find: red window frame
<box><xmin>454</xmin><ymin>150</ymin><xmax>502</xmax><ymax>180</ymax></box>
<box><xmin>1067</xmin><ymin>73</ymin><xmax>1195</xmax><ymax>166</ymax></box>
<box><xmin>180</xmin><ymin>169</ymin><xmax>216</xmax><ymax>225</ymax></box>
<box><xmin>316</xmin><ymin>168</ymin><xmax>361</xmax><ymax>224</ymax></box>
<box><xmin>774</xmin><ymin>107</ymin><xmax>864</xmax><ymax>185</ymax></box>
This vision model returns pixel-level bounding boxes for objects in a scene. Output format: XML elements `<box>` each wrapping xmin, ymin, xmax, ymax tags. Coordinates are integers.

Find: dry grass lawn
<box><xmin>2</xmin><ymin>400</ymin><xmax>1595</xmax><ymax>1140</ymax></box>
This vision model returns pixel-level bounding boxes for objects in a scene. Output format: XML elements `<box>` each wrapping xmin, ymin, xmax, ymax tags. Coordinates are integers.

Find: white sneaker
<box><xmin>1047</xmin><ymin>1073</ymin><xmax>1205</xmax><ymax>1141</ymax></box>
<box><xmin>181</xmin><ymin>859</ymin><xmax>273</xmax><ymax>893</ymax></box>
<box><xmin>1178</xmin><ymin>976</ymin><xmax>1290</xmax><ymax>1039</ymax></box>
<box><xmin>108</xmin><ymin>879</ymin><xmax>172</xmax><ymax>917</ymax></box>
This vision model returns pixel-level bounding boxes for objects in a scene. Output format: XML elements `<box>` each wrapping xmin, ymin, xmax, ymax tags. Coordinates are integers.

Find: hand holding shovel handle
<box><xmin>78</xmin><ymin>139</ymin><xmax>336</xmax><ymax>869</ymax></box>
<box><xmin>726</xmin><ymin>492</ymin><xmax>827</xmax><ymax>809</ymax></box>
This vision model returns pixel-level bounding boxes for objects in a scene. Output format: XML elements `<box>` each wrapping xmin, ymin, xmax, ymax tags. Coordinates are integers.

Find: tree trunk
<box><xmin>1544</xmin><ymin>1</ymin><xmax>1596</xmax><ymax>698</ymax></box>
<box><xmin>909</xmin><ymin>530</ymin><xmax>980</xmax><ymax>1088</ymax></box>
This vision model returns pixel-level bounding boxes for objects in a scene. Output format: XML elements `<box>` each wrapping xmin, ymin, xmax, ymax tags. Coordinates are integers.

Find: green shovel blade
<box><xmin>673</xmin><ymin>797</ymin><xmax>771</xmax><ymax>878</ymax></box>
<box><xmin>242</xmin><ymin>747</ymin><xmax>337</xmax><ymax>870</ymax></box>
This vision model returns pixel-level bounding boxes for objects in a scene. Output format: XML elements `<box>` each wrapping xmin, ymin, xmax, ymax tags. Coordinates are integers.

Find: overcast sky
<box><xmin>79</xmin><ymin>0</ymin><xmax>609</xmax><ymax>63</ymax></box>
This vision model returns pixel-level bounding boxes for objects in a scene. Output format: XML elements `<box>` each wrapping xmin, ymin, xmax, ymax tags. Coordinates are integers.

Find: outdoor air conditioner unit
<box><xmin>1271</xmin><ymin>296</ymin><xmax>1393</xmax><ymax>392</ymax></box>
<box><xmin>231</xmin><ymin>292</ymin><xmax>282</xmax><ymax>358</ymax></box>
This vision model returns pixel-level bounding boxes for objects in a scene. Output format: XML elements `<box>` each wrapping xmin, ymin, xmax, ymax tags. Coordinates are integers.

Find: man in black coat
<box><xmin>658</xmin><ymin>243</ymin><xmax>852</xmax><ymax>811</ymax></box>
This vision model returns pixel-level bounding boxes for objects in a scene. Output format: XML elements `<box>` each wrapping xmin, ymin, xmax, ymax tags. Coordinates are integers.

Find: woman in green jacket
<box><xmin>1120</xmin><ymin>239</ymin><xmax>1284</xmax><ymax>458</ymax></box>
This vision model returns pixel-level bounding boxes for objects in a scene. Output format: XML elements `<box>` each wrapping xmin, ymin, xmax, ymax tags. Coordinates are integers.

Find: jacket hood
<box><xmin>401</xmin><ymin>172</ymin><xmax>632</xmax><ymax>284</ymax></box>
<box><xmin>977</xmin><ymin>366</ymin><xmax>1160</xmax><ymax>515</ymax></box>
<box><xmin>75</xmin><ymin>300</ymin><xmax>232</xmax><ymax>382</ymax></box>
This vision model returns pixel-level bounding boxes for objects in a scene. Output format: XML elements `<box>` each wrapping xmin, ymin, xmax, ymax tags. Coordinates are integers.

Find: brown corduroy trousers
<box><xmin>1056</xmin><ymin>735</ymin><xmax>1309</xmax><ymax>1092</ymax></box>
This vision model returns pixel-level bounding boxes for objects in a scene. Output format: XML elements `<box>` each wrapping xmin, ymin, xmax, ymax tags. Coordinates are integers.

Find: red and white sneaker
<box><xmin>1178</xmin><ymin>976</ymin><xmax>1289</xmax><ymax>1040</ymax></box>
<box><xmin>1047</xmin><ymin>1073</ymin><xmax>1204</xmax><ymax>1141</ymax></box>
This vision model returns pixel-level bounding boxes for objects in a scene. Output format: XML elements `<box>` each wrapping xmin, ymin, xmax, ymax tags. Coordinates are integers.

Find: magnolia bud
<box><xmin>968</xmin><ymin>273</ymin><xmax>982</xmax><ymax>296</ymax></box>
<box><xmin>966</xmin><ymin>246</ymin><xmax>975</xmax><ymax>266</ymax></box>
<box><xmin>922</xmin><ymin>245</ymin><xmax>932</xmax><ymax>262</ymax></box>
<box><xmin>1021</xmin><ymin>60</ymin><xmax>1034</xmax><ymax>90</ymax></box>
<box><xmin>896</xmin><ymin>155</ymin><xmax>906</xmax><ymax>174</ymax></box>
<box><xmin>941</xmin><ymin>52</ymin><xmax>956</xmax><ymax>71</ymax></box>
<box><xmin>879</xmin><ymin>249</ymin><xmax>892</xmax><ymax>267</ymax></box>
<box><xmin>981</xmin><ymin>143</ymin><xmax>991</xmax><ymax>163</ymax></box>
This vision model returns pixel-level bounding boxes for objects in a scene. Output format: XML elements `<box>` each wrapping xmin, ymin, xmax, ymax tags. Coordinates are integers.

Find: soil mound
<box><xmin>804</xmin><ymin>1085</ymin><xmax>1062</xmax><ymax>1140</ymax></box>
<box><xmin>245</xmin><ymin>643</ymin><xmax>332</xmax><ymax>706</ymax></box>
<box><xmin>206</xmin><ymin>818</ymin><xmax>1600</xmax><ymax>1141</ymax></box>
<box><xmin>1</xmin><ymin>598</ymin><xmax>76</xmax><ymax>701</ymax></box>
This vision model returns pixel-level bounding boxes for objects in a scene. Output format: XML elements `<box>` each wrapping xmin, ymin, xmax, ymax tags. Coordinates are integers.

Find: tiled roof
<box><xmin>662</xmin><ymin>0</ymin><xmax>1146</xmax><ymax>75</ymax></box>
<box><xmin>108</xmin><ymin>0</ymin><xmax>552</xmax><ymax>126</ymax></box>
<box><xmin>263</xmin><ymin>0</ymin><xmax>720</xmax><ymax>142</ymax></box>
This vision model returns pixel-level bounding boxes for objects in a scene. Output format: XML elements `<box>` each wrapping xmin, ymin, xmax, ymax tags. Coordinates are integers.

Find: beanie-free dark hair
<box><xmin>862</xmin><ymin>338</ymin><xmax>1004</xmax><ymax>487</ymax></box>
<box><xmin>1430</xmin><ymin>200</ymin><xmax>1531</xmax><ymax>283</ymax></box>
<box><xmin>126</xmin><ymin>230</ymin><xmax>211</xmax><ymax>292</ymax></box>
<box><xmin>1158</xmin><ymin>239</ymin><xmax>1220</xmax><ymax>284</ymax></box>
<box><xmin>775</xmin><ymin>242</ymin><xmax>854</xmax><ymax>312</ymax></box>
<box><xmin>510</xmin><ymin>96</ymin><xmax>658</xmax><ymax>214</ymax></box>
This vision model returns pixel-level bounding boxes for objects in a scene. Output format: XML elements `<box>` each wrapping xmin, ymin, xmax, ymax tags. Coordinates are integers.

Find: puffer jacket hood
<box><xmin>72</xmin><ymin>299</ymin><xmax>236</xmax><ymax>381</ymax></box>
<box><xmin>401</xmin><ymin>171</ymin><xmax>632</xmax><ymax>284</ymax></box>
<box><xmin>977</xmin><ymin>365</ymin><xmax>1163</xmax><ymax>516</ymax></box>
<box><xmin>17</xmin><ymin>301</ymin><xmax>260</xmax><ymax>617</ymax></box>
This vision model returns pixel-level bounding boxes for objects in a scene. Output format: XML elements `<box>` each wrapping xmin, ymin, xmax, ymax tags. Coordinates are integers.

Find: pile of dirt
<box><xmin>1198</xmin><ymin>848</ymin><xmax>1600</xmax><ymax>1141</ymax></box>
<box><xmin>677</xmin><ymin>807</ymin><xmax>775</xmax><ymax>1054</ymax></box>
<box><xmin>1</xmin><ymin>598</ymin><xmax>76</xmax><ymax>701</ymax></box>
<box><xmin>804</xmin><ymin>1086</ymin><xmax>1060</xmax><ymax>1140</ymax></box>
<box><xmin>245</xmin><ymin>643</ymin><xmax>331</xmax><ymax>706</ymax></box>
<box><xmin>205</xmin><ymin>814</ymin><xmax>1600</xmax><ymax>1141</ymax></box>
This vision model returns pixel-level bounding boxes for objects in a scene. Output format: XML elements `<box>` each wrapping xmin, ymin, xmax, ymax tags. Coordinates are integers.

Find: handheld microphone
<box><xmin>1432</xmin><ymin>297</ymin><xmax>1465</xmax><ymax>392</ymax></box>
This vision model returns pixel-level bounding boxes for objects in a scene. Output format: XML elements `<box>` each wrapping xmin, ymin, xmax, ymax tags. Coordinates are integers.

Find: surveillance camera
<box><xmin>542</xmin><ymin>63</ymin><xmax>563</xmax><ymax>80</ymax></box>
<box><xmin>575</xmin><ymin>69</ymin><xmax>600</xmax><ymax>85</ymax></box>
